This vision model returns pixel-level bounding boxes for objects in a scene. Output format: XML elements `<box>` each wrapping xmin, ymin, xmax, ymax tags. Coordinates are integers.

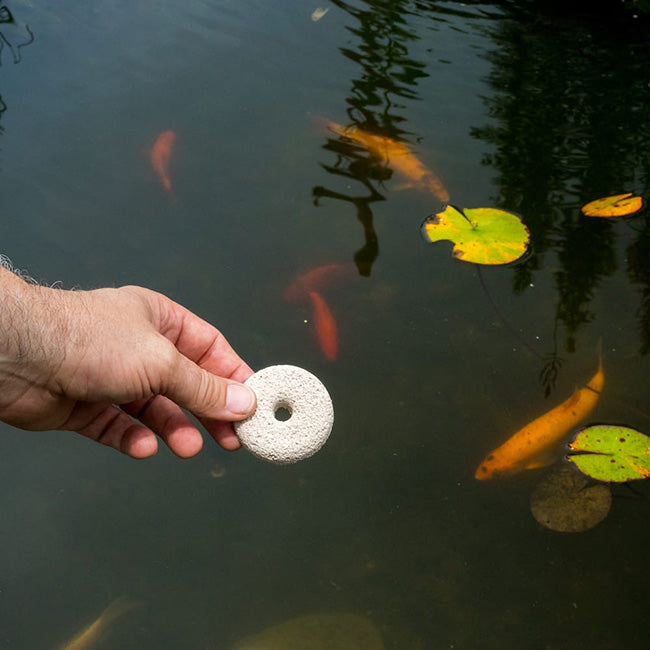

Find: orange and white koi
<box><xmin>150</xmin><ymin>130</ymin><xmax>176</xmax><ymax>192</ymax></box>
<box><xmin>475</xmin><ymin>355</ymin><xmax>604</xmax><ymax>480</ymax></box>
<box><xmin>308</xmin><ymin>290</ymin><xmax>338</xmax><ymax>361</ymax></box>
<box><xmin>325</xmin><ymin>119</ymin><xmax>450</xmax><ymax>202</ymax></box>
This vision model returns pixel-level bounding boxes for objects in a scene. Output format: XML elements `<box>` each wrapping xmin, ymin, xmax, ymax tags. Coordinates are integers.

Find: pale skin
<box><xmin>0</xmin><ymin>265</ymin><xmax>256</xmax><ymax>459</ymax></box>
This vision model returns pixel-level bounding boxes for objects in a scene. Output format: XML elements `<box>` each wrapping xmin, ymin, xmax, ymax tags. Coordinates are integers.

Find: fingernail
<box><xmin>226</xmin><ymin>384</ymin><xmax>256</xmax><ymax>415</ymax></box>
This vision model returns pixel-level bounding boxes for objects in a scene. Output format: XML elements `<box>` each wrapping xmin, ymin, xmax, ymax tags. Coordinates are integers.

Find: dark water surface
<box><xmin>2</xmin><ymin>1</ymin><xmax>650</xmax><ymax>648</ymax></box>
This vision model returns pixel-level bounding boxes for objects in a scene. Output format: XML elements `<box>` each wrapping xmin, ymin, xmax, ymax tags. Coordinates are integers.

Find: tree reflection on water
<box><xmin>471</xmin><ymin>0</ymin><xmax>650</xmax><ymax>355</ymax></box>
<box><xmin>313</xmin><ymin>0</ymin><xmax>429</xmax><ymax>277</ymax></box>
<box><xmin>317</xmin><ymin>0</ymin><xmax>650</xmax><ymax>360</ymax></box>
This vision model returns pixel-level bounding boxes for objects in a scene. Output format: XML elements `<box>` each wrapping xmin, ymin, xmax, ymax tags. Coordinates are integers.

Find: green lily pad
<box><xmin>422</xmin><ymin>205</ymin><xmax>529</xmax><ymax>265</ymax></box>
<box><xmin>567</xmin><ymin>424</ymin><xmax>650</xmax><ymax>482</ymax></box>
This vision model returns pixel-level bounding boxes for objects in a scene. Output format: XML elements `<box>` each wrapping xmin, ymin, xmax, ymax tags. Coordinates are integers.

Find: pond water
<box><xmin>2</xmin><ymin>1</ymin><xmax>650</xmax><ymax>648</ymax></box>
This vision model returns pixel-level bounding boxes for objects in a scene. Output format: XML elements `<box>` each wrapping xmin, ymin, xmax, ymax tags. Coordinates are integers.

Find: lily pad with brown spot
<box><xmin>567</xmin><ymin>424</ymin><xmax>650</xmax><ymax>482</ymax></box>
<box><xmin>530</xmin><ymin>465</ymin><xmax>611</xmax><ymax>533</ymax></box>
<box><xmin>422</xmin><ymin>205</ymin><xmax>529</xmax><ymax>265</ymax></box>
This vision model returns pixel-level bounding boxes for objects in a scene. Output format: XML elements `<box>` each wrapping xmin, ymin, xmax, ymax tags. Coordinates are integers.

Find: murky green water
<box><xmin>2</xmin><ymin>1</ymin><xmax>650</xmax><ymax>648</ymax></box>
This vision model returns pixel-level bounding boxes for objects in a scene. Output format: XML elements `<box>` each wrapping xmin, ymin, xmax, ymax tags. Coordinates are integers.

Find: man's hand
<box><xmin>0</xmin><ymin>268</ymin><xmax>256</xmax><ymax>458</ymax></box>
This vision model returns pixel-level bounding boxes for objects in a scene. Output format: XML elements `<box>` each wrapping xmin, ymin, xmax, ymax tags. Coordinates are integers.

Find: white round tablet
<box><xmin>234</xmin><ymin>365</ymin><xmax>334</xmax><ymax>464</ymax></box>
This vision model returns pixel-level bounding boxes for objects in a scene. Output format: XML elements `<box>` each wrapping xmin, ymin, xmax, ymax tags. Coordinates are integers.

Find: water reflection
<box><xmin>471</xmin><ymin>0</ymin><xmax>650</xmax><ymax>355</ymax></box>
<box><xmin>0</xmin><ymin>4</ymin><xmax>34</xmax><ymax>64</ymax></box>
<box><xmin>312</xmin><ymin>0</ymin><xmax>650</xmax><ymax>368</ymax></box>
<box><xmin>628</xmin><ymin>221</ymin><xmax>650</xmax><ymax>353</ymax></box>
<box><xmin>0</xmin><ymin>3</ymin><xmax>34</xmax><ymax>136</ymax></box>
<box><xmin>0</xmin><ymin>93</ymin><xmax>5</xmax><ymax>134</ymax></box>
<box><xmin>313</xmin><ymin>148</ymin><xmax>383</xmax><ymax>277</ymax></box>
<box><xmin>313</xmin><ymin>0</ymin><xmax>430</xmax><ymax>277</ymax></box>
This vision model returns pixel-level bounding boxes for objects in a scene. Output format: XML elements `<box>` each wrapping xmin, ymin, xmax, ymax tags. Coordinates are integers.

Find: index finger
<box><xmin>148</xmin><ymin>290</ymin><xmax>254</xmax><ymax>383</ymax></box>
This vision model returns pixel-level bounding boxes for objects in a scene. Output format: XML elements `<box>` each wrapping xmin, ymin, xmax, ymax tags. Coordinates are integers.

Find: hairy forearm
<box><xmin>0</xmin><ymin>266</ymin><xmax>74</xmax><ymax>425</ymax></box>
<box><xmin>0</xmin><ymin>265</ymin><xmax>68</xmax><ymax>361</ymax></box>
<box><xmin>0</xmin><ymin>265</ymin><xmax>34</xmax><ymax>360</ymax></box>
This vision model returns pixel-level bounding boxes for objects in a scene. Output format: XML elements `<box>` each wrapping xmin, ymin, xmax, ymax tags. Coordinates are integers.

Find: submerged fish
<box><xmin>325</xmin><ymin>119</ymin><xmax>449</xmax><ymax>202</ymax></box>
<box><xmin>150</xmin><ymin>129</ymin><xmax>176</xmax><ymax>192</ymax></box>
<box><xmin>284</xmin><ymin>263</ymin><xmax>353</xmax><ymax>301</ymax></box>
<box><xmin>475</xmin><ymin>355</ymin><xmax>604</xmax><ymax>480</ymax></box>
<box><xmin>232</xmin><ymin>612</ymin><xmax>384</xmax><ymax>650</ymax></box>
<box><xmin>59</xmin><ymin>596</ymin><xmax>137</xmax><ymax>650</ymax></box>
<box><xmin>311</xmin><ymin>7</ymin><xmax>329</xmax><ymax>21</ymax></box>
<box><xmin>308</xmin><ymin>290</ymin><xmax>338</xmax><ymax>360</ymax></box>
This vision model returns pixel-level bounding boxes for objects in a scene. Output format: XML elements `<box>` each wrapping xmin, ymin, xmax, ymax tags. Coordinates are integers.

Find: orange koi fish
<box><xmin>150</xmin><ymin>130</ymin><xmax>176</xmax><ymax>192</ymax></box>
<box><xmin>284</xmin><ymin>263</ymin><xmax>354</xmax><ymax>301</ymax></box>
<box><xmin>308</xmin><ymin>290</ymin><xmax>338</xmax><ymax>361</ymax></box>
<box><xmin>60</xmin><ymin>596</ymin><xmax>137</xmax><ymax>650</ymax></box>
<box><xmin>325</xmin><ymin>119</ymin><xmax>449</xmax><ymax>202</ymax></box>
<box><xmin>475</xmin><ymin>355</ymin><xmax>604</xmax><ymax>480</ymax></box>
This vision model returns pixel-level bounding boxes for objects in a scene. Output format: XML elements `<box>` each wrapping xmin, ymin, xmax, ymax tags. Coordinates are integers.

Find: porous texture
<box><xmin>235</xmin><ymin>365</ymin><xmax>334</xmax><ymax>464</ymax></box>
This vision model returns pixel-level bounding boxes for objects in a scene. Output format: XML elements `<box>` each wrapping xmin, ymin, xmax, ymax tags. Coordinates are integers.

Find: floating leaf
<box><xmin>567</xmin><ymin>424</ymin><xmax>650</xmax><ymax>482</ymax></box>
<box><xmin>422</xmin><ymin>205</ymin><xmax>529</xmax><ymax>265</ymax></box>
<box><xmin>581</xmin><ymin>193</ymin><xmax>643</xmax><ymax>218</ymax></box>
<box><xmin>530</xmin><ymin>465</ymin><xmax>611</xmax><ymax>533</ymax></box>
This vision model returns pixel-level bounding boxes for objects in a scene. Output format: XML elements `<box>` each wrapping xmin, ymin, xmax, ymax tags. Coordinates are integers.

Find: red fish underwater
<box><xmin>284</xmin><ymin>263</ymin><xmax>354</xmax><ymax>301</ymax></box>
<box><xmin>308</xmin><ymin>290</ymin><xmax>338</xmax><ymax>361</ymax></box>
<box><xmin>150</xmin><ymin>130</ymin><xmax>176</xmax><ymax>192</ymax></box>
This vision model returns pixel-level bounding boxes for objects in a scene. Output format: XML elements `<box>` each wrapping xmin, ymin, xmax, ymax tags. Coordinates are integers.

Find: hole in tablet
<box><xmin>274</xmin><ymin>405</ymin><xmax>292</xmax><ymax>421</ymax></box>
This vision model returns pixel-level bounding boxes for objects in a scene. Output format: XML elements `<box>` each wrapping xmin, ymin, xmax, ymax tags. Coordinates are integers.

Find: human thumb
<box><xmin>224</xmin><ymin>382</ymin><xmax>257</xmax><ymax>417</ymax></box>
<box><xmin>164</xmin><ymin>354</ymin><xmax>257</xmax><ymax>420</ymax></box>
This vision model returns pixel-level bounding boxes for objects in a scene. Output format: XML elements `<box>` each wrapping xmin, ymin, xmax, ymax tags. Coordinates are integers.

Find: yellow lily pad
<box><xmin>422</xmin><ymin>205</ymin><xmax>529</xmax><ymax>265</ymax></box>
<box><xmin>581</xmin><ymin>193</ymin><xmax>643</xmax><ymax>217</ymax></box>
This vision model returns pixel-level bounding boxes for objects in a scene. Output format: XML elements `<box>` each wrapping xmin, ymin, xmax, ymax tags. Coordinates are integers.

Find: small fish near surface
<box><xmin>475</xmin><ymin>353</ymin><xmax>604</xmax><ymax>480</ymax></box>
<box><xmin>150</xmin><ymin>129</ymin><xmax>176</xmax><ymax>193</ymax></box>
<box><xmin>58</xmin><ymin>596</ymin><xmax>137</xmax><ymax>650</ymax></box>
<box><xmin>308</xmin><ymin>290</ymin><xmax>338</xmax><ymax>361</ymax></box>
<box><xmin>311</xmin><ymin>7</ymin><xmax>330</xmax><ymax>21</ymax></box>
<box><xmin>325</xmin><ymin>119</ymin><xmax>450</xmax><ymax>202</ymax></box>
<box><xmin>284</xmin><ymin>262</ymin><xmax>354</xmax><ymax>301</ymax></box>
